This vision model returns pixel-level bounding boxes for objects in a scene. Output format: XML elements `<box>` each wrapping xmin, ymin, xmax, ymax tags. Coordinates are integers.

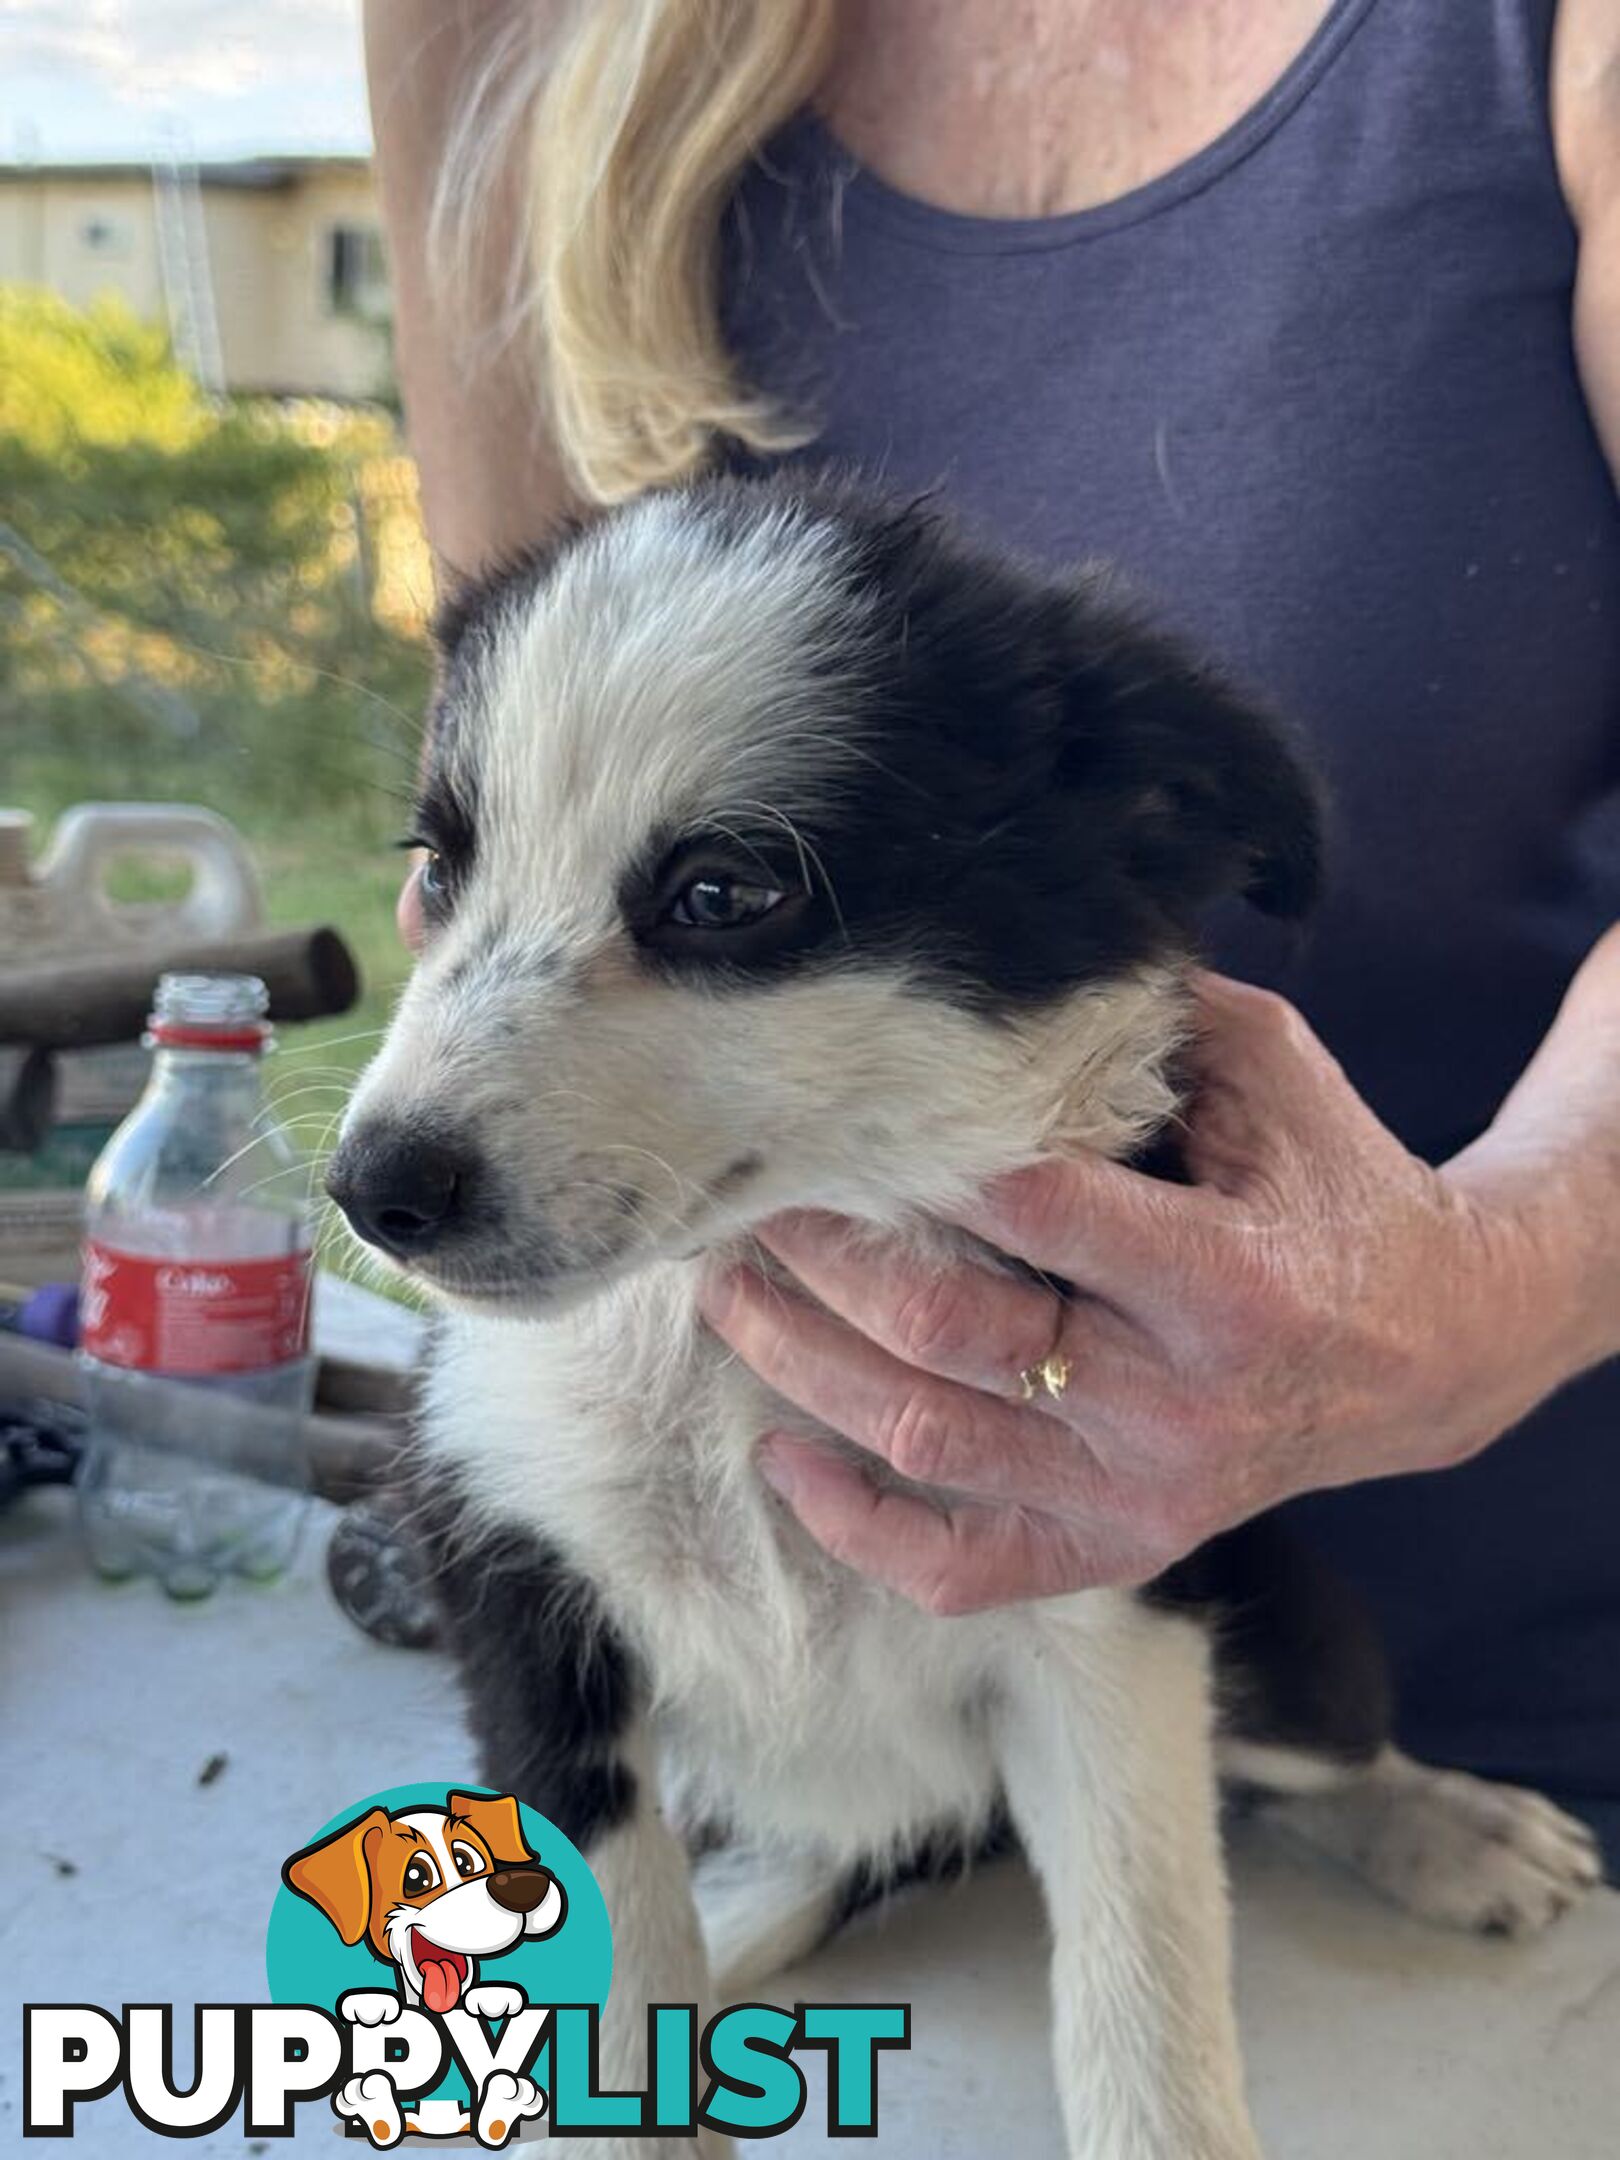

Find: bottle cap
<box><xmin>146</xmin><ymin>972</ymin><xmax>273</xmax><ymax>1052</ymax></box>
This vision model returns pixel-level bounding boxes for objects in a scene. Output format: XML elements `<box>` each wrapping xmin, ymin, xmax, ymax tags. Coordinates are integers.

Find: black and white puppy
<box><xmin>328</xmin><ymin>476</ymin><xmax>1599</xmax><ymax>2160</ymax></box>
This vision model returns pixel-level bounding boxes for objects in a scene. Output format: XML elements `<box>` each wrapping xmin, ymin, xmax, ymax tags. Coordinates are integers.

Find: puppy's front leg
<box><xmin>413</xmin><ymin>1477</ymin><xmax>729</xmax><ymax>2160</ymax></box>
<box><xmin>498</xmin><ymin>1719</ymin><xmax>727</xmax><ymax>2160</ymax></box>
<box><xmin>584</xmin><ymin>1729</ymin><xmax>731</xmax><ymax>2159</ymax></box>
<box><xmin>993</xmin><ymin>1601</ymin><xmax>1260</xmax><ymax>2160</ymax></box>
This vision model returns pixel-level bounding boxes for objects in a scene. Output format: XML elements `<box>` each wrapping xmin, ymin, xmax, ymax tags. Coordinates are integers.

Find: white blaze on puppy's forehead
<box><xmin>467</xmin><ymin>493</ymin><xmax>877</xmax><ymax>910</ymax></box>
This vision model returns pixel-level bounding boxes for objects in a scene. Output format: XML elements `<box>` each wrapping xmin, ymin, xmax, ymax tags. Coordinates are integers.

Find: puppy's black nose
<box><xmin>487</xmin><ymin>1865</ymin><xmax>552</xmax><ymax>1915</ymax></box>
<box><xmin>326</xmin><ymin>1129</ymin><xmax>467</xmax><ymax>1258</ymax></box>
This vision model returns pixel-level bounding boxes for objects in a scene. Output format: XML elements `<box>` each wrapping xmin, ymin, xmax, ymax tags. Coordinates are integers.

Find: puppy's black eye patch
<box><xmin>402</xmin><ymin>774</ymin><xmax>478</xmax><ymax>925</ymax></box>
<box><xmin>626</xmin><ymin>832</ymin><xmax>814</xmax><ymax>968</ymax></box>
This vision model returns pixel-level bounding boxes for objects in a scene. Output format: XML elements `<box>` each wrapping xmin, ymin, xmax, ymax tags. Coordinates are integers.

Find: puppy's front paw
<box><xmin>338</xmin><ymin>1989</ymin><xmax>403</xmax><ymax>2027</ymax></box>
<box><xmin>475</xmin><ymin>2068</ymin><xmax>547</xmax><ymax>2147</ymax></box>
<box><xmin>464</xmin><ymin>1981</ymin><xmax>527</xmax><ymax>2021</ymax></box>
<box><xmin>335</xmin><ymin>2069</ymin><xmax>403</xmax><ymax>2147</ymax></box>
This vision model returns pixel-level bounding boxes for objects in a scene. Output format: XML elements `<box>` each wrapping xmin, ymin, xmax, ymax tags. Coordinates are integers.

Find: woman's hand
<box><xmin>699</xmin><ymin>970</ymin><xmax>1605</xmax><ymax>1615</ymax></box>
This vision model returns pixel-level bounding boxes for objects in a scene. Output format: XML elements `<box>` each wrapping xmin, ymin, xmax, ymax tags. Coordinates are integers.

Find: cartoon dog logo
<box><xmin>283</xmin><ymin>1790</ymin><xmax>566</xmax><ymax>2145</ymax></box>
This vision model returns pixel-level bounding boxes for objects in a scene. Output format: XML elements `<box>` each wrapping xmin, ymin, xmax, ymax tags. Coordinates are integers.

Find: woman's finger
<box><xmin>757</xmin><ymin>1436</ymin><xmax>1145</xmax><ymax>1610</ymax></box>
<box><xmin>700</xmin><ymin>1265</ymin><xmax>1118</xmax><ymax>1507</ymax></box>
<box><xmin>950</xmin><ymin>980</ymin><xmax>1338</xmax><ymax>1293</ymax></box>
<box><xmin>1181</xmin><ymin>971</ymin><xmax>1372</xmax><ymax>1165</ymax></box>
<box><xmin>950</xmin><ymin>1149</ymin><xmax>1217</xmax><ymax>1301</ymax></box>
<box><xmin>754</xmin><ymin>1209</ymin><xmax>1074</xmax><ymax>1397</ymax></box>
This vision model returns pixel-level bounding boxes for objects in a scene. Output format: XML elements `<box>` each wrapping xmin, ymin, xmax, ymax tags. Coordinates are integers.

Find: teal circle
<box><xmin>266</xmin><ymin>1780</ymin><xmax>613</xmax><ymax>2112</ymax></box>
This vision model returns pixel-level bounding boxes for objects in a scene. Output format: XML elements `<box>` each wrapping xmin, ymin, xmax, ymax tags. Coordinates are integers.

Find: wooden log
<box><xmin>0</xmin><ymin>925</ymin><xmax>359</xmax><ymax>1050</ymax></box>
<box><xmin>0</xmin><ymin>1047</ymin><xmax>56</xmax><ymax>1151</ymax></box>
<box><xmin>313</xmin><ymin>1352</ymin><xmax>416</xmax><ymax>1420</ymax></box>
<box><xmin>0</xmin><ymin>1329</ymin><xmax>405</xmax><ymax>1504</ymax></box>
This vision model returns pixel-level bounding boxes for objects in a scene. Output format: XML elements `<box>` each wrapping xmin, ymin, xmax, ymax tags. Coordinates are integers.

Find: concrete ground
<box><xmin>4</xmin><ymin>1285</ymin><xmax>1618</xmax><ymax>2156</ymax></box>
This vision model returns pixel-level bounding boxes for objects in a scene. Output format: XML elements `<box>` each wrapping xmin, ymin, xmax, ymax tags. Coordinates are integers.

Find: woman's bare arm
<box><xmin>1555</xmin><ymin>0</ymin><xmax>1620</xmax><ymax>472</ymax></box>
<box><xmin>364</xmin><ymin>0</ymin><xmax>577</xmax><ymax>581</ymax></box>
<box><xmin>1446</xmin><ymin>923</ymin><xmax>1620</xmax><ymax>1378</ymax></box>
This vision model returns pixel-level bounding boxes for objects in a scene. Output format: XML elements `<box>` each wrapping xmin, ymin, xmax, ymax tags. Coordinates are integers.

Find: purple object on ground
<box><xmin>18</xmin><ymin>1283</ymin><xmax>79</xmax><ymax>1348</ymax></box>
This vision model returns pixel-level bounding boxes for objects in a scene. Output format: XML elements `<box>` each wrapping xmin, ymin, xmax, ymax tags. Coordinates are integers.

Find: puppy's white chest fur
<box><xmin>415</xmin><ymin>974</ymin><xmax>1184</xmax><ymax>1865</ymax></box>
<box><xmin>423</xmin><ymin>1267</ymin><xmax>1108</xmax><ymax>1859</ymax></box>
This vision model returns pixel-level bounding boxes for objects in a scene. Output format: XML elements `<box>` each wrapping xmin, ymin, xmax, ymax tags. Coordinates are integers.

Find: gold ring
<box><xmin>1017</xmin><ymin>1352</ymin><xmax>1072</xmax><ymax>1404</ymax></box>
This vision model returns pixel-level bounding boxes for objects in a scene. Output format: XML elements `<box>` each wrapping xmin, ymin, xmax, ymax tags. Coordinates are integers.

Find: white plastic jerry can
<box><xmin>0</xmin><ymin>803</ymin><xmax>265</xmax><ymax>1178</ymax></box>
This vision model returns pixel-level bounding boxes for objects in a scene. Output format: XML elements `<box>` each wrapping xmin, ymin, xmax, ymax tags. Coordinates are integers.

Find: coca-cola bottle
<box><xmin>77</xmin><ymin>973</ymin><xmax>315</xmax><ymax>1598</ymax></box>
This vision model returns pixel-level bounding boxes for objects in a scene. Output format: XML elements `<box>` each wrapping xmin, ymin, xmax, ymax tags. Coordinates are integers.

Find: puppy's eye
<box><xmin>397</xmin><ymin>826</ymin><xmax>465</xmax><ymax>921</ymax></box>
<box><xmin>667</xmin><ymin>874</ymin><xmax>786</xmax><ymax>931</ymax></box>
<box><xmin>451</xmin><ymin>1841</ymin><xmax>485</xmax><ymax>1881</ymax></box>
<box><xmin>403</xmin><ymin>1854</ymin><xmax>441</xmax><ymax>1897</ymax></box>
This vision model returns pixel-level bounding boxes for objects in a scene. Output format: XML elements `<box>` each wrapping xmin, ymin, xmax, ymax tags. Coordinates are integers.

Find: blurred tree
<box><xmin>0</xmin><ymin>287</ymin><xmax>431</xmax><ymax>826</ymax></box>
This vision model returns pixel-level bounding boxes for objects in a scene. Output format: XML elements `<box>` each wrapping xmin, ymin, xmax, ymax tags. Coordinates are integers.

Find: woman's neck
<box><xmin>819</xmin><ymin>0</ymin><xmax>1340</xmax><ymax>220</ymax></box>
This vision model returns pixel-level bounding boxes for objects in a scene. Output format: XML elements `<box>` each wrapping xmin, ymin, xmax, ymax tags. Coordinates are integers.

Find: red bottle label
<box><xmin>81</xmin><ymin>1242</ymin><xmax>313</xmax><ymax>1375</ymax></box>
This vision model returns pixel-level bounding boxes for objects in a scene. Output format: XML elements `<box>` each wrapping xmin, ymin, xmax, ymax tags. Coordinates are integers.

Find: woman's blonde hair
<box><xmin>434</xmin><ymin>0</ymin><xmax>838</xmax><ymax>506</ymax></box>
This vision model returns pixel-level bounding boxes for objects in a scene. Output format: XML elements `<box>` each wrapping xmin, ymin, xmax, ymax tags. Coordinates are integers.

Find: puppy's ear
<box><xmin>1058</xmin><ymin>594</ymin><xmax>1324</xmax><ymax>926</ymax></box>
<box><xmin>448</xmin><ymin>1791</ymin><xmax>535</xmax><ymax>1867</ymax></box>
<box><xmin>282</xmin><ymin>1806</ymin><xmax>390</xmax><ymax>1947</ymax></box>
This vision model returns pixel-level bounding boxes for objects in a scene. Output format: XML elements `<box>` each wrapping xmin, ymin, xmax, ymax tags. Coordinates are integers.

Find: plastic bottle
<box><xmin>77</xmin><ymin>973</ymin><xmax>314</xmax><ymax>1598</ymax></box>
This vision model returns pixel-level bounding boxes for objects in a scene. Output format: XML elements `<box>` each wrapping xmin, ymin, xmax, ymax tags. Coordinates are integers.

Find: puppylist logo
<box><xmin>21</xmin><ymin>1781</ymin><xmax>910</xmax><ymax>2145</ymax></box>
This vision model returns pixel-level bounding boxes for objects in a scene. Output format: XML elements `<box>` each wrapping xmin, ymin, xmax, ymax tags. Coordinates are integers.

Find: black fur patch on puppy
<box><xmin>438</xmin><ymin>476</ymin><xmax>1324</xmax><ymax>1016</ymax></box>
<box><xmin>407</xmin><ymin>1455</ymin><xmax>641</xmax><ymax>1848</ymax></box>
<box><xmin>802</xmin><ymin>483</ymin><xmax>1325</xmax><ymax>1006</ymax></box>
<box><xmin>1150</xmin><ymin>1513</ymin><xmax>1393</xmax><ymax>1770</ymax></box>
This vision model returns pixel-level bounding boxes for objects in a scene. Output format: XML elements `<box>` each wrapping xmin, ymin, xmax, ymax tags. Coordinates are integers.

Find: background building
<box><xmin>0</xmin><ymin>155</ymin><xmax>390</xmax><ymax>400</ymax></box>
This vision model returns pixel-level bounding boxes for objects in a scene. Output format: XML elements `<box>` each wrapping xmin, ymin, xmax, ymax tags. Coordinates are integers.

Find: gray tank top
<box><xmin>721</xmin><ymin>0</ymin><xmax>1620</xmax><ymax>1841</ymax></box>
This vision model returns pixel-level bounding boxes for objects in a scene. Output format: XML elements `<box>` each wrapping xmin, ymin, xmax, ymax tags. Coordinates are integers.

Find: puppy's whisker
<box><xmin>561</xmin><ymin>1176</ymin><xmax>691</xmax><ymax>1245</ymax></box>
<box><xmin>690</xmin><ymin>817</ymin><xmax>783</xmax><ymax>886</ymax></box>
<box><xmin>728</xmin><ymin>797</ymin><xmax>849</xmax><ymax>945</ymax></box>
<box><xmin>582</xmin><ymin>1142</ymin><xmax>698</xmax><ymax>1207</ymax></box>
<box><xmin>232</xmin><ymin>1155</ymin><xmax>334</xmax><ymax>1205</ymax></box>
<box><xmin>194</xmin><ymin>1129</ymin><xmax>288</xmax><ymax>1191</ymax></box>
<box><xmin>278</xmin><ymin>1027</ymin><xmax>391</xmax><ymax>1061</ymax></box>
<box><xmin>261</xmin><ymin>1082</ymin><xmax>357</xmax><ymax>1114</ymax></box>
